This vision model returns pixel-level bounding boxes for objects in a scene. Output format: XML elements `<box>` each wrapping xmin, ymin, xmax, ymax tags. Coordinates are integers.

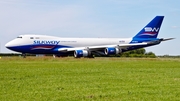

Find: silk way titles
<box><xmin>34</xmin><ymin>40</ymin><xmax>60</xmax><ymax>45</ymax></box>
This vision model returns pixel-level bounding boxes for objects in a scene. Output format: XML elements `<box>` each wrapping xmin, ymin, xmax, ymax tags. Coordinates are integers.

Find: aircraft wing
<box><xmin>57</xmin><ymin>42</ymin><xmax>148</xmax><ymax>52</ymax></box>
<box><xmin>57</xmin><ymin>37</ymin><xmax>175</xmax><ymax>52</ymax></box>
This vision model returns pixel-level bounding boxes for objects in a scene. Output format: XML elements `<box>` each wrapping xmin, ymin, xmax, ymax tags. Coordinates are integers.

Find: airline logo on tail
<box><xmin>139</xmin><ymin>27</ymin><xmax>159</xmax><ymax>36</ymax></box>
<box><xmin>144</xmin><ymin>27</ymin><xmax>159</xmax><ymax>32</ymax></box>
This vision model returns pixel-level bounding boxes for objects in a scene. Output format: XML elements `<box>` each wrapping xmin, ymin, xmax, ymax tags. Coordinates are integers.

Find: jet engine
<box><xmin>74</xmin><ymin>50</ymin><xmax>90</xmax><ymax>58</ymax></box>
<box><xmin>104</xmin><ymin>47</ymin><xmax>122</xmax><ymax>55</ymax></box>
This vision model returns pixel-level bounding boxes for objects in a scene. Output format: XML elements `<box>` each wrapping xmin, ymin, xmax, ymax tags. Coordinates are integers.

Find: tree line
<box><xmin>96</xmin><ymin>48</ymin><xmax>156</xmax><ymax>58</ymax></box>
<box><xmin>118</xmin><ymin>48</ymin><xmax>156</xmax><ymax>58</ymax></box>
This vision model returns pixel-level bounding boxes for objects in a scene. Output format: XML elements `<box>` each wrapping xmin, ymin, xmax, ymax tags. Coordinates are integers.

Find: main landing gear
<box><xmin>22</xmin><ymin>53</ymin><xmax>26</xmax><ymax>58</ymax></box>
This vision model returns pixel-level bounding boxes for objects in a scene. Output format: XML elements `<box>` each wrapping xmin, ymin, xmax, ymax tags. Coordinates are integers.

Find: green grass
<box><xmin>0</xmin><ymin>57</ymin><xmax>180</xmax><ymax>101</ymax></box>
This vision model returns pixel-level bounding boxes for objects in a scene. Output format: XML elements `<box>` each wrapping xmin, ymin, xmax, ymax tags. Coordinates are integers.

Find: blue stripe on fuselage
<box><xmin>7</xmin><ymin>44</ymin><xmax>72</xmax><ymax>54</ymax></box>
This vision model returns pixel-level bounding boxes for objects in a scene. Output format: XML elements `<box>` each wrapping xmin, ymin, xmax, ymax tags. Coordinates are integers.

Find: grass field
<box><xmin>0</xmin><ymin>57</ymin><xmax>180</xmax><ymax>101</ymax></box>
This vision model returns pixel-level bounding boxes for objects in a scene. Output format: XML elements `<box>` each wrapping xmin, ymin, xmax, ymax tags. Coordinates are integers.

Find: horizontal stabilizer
<box><xmin>160</xmin><ymin>38</ymin><xmax>175</xmax><ymax>41</ymax></box>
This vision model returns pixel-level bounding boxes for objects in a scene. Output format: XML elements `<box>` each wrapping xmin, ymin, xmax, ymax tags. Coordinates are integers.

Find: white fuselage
<box><xmin>6</xmin><ymin>35</ymin><xmax>132</xmax><ymax>48</ymax></box>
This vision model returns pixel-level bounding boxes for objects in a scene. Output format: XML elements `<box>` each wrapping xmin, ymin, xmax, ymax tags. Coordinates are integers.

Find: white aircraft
<box><xmin>5</xmin><ymin>16</ymin><xmax>174</xmax><ymax>58</ymax></box>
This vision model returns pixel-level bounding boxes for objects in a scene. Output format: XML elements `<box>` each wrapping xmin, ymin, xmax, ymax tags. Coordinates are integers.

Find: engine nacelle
<box><xmin>74</xmin><ymin>50</ymin><xmax>90</xmax><ymax>58</ymax></box>
<box><xmin>104</xmin><ymin>47</ymin><xmax>121</xmax><ymax>55</ymax></box>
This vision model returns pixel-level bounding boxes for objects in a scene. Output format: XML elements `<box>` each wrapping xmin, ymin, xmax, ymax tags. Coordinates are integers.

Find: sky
<box><xmin>0</xmin><ymin>0</ymin><xmax>179</xmax><ymax>55</ymax></box>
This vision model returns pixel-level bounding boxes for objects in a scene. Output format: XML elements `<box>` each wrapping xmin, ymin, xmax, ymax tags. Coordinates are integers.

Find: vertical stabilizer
<box><xmin>133</xmin><ymin>16</ymin><xmax>164</xmax><ymax>38</ymax></box>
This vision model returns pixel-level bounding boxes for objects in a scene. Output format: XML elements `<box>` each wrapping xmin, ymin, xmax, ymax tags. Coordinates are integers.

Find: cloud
<box><xmin>171</xmin><ymin>26</ymin><xmax>179</xmax><ymax>29</ymax></box>
<box><xmin>0</xmin><ymin>2</ymin><xmax>83</xmax><ymax>34</ymax></box>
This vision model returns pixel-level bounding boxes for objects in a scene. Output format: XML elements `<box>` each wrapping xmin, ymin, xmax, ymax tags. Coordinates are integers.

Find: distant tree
<box><xmin>145</xmin><ymin>52</ymin><xmax>156</xmax><ymax>58</ymax></box>
<box><xmin>119</xmin><ymin>48</ymin><xmax>156</xmax><ymax>58</ymax></box>
<box><xmin>136</xmin><ymin>48</ymin><xmax>146</xmax><ymax>54</ymax></box>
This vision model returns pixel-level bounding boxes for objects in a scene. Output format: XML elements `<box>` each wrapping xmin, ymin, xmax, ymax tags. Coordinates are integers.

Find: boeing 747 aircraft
<box><xmin>5</xmin><ymin>16</ymin><xmax>174</xmax><ymax>58</ymax></box>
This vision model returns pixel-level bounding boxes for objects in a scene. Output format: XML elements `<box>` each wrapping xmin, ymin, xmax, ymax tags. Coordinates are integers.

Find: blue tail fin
<box><xmin>133</xmin><ymin>16</ymin><xmax>164</xmax><ymax>38</ymax></box>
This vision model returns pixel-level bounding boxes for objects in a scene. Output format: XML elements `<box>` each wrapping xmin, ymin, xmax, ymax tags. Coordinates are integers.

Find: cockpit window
<box><xmin>17</xmin><ymin>36</ymin><xmax>22</xmax><ymax>38</ymax></box>
<box><xmin>30</xmin><ymin>37</ymin><xmax>34</xmax><ymax>39</ymax></box>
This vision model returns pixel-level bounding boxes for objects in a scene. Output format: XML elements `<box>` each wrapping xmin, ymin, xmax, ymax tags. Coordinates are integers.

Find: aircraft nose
<box><xmin>5</xmin><ymin>43</ymin><xmax>10</xmax><ymax>49</ymax></box>
<box><xmin>5</xmin><ymin>41</ymin><xmax>13</xmax><ymax>48</ymax></box>
<box><xmin>5</xmin><ymin>42</ymin><xmax>10</xmax><ymax>47</ymax></box>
